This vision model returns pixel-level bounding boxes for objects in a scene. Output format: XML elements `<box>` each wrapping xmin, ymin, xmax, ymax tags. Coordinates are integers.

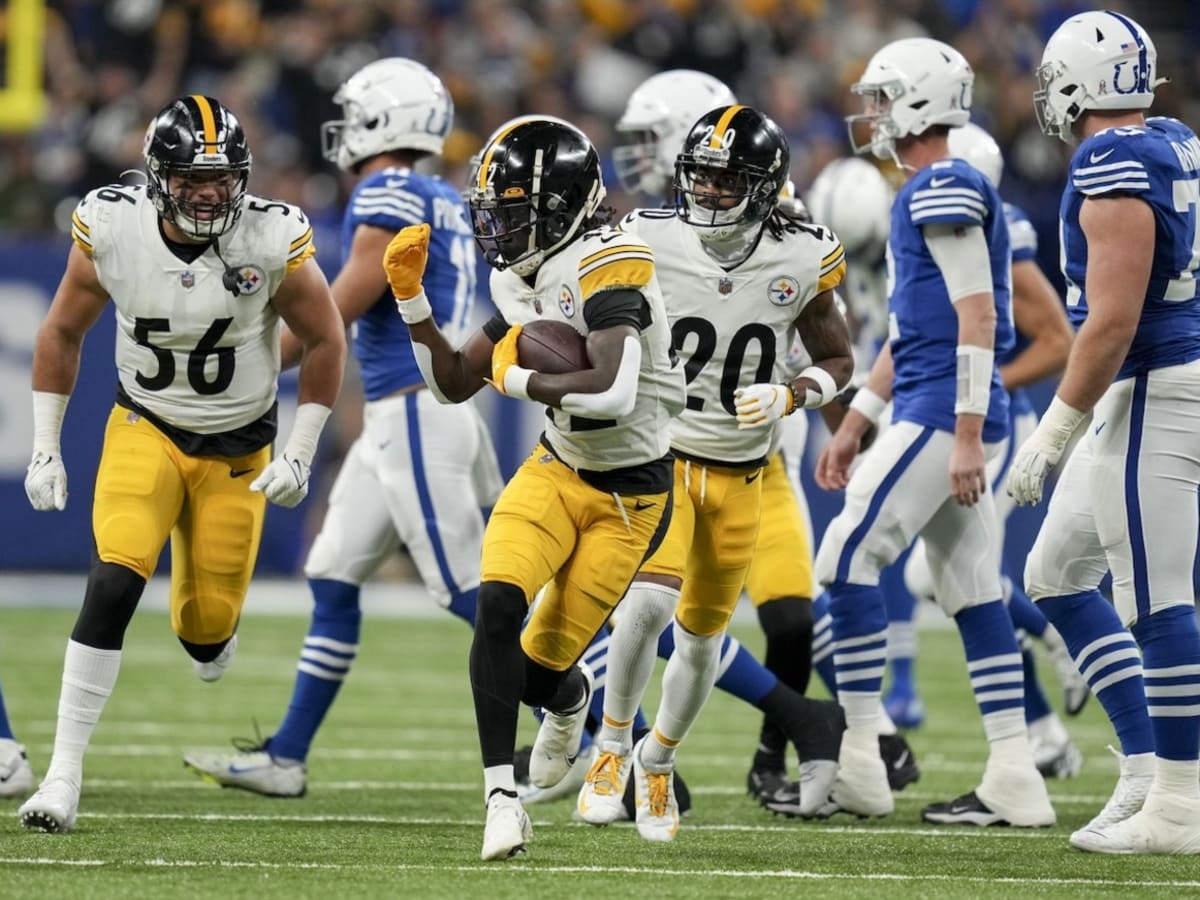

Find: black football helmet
<box><xmin>674</xmin><ymin>105</ymin><xmax>790</xmax><ymax>241</ymax></box>
<box><xmin>467</xmin><ymin>117</ymin><xmax>605</xmax><ymax>276</ymax></box>
<box><xmin>143</xmin><ymin>95</ymin><xmax>252</xmax><ymax>240</ymax></box>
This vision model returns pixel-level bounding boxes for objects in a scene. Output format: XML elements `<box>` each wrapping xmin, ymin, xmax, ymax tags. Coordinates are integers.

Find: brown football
<box><xmin>517</xmin><ymin>320</ymin><xmax>590</xmax><ymax>374</ymax></box>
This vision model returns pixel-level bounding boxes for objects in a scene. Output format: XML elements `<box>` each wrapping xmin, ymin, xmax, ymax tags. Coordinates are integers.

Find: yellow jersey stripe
<box><xmin>820</xmin><ymin>243</ymin><xmax>845</xmax><ymax>267</ymax></box>
<box><xmin>285</xmin><ymin>241</ymin><xmax>317</xmax><ymax>272</ymax></box>
<box><xmin>579</xmin><ymin>257</ymin><xmax>654</xmax><ymax>299</ymax></box>
<box><xmin>579</xmin><ymin>241</ymin><xmax>652</xmax><ymax>269</ymax></box>
<box><xmin>70</xmin><ymin>227</ymin><xmax>93</xmax><ymax>256</ymax></box>
<box><xmin>289</xmin><ymin>227</ymin><xmax>314</xmax><ymax>251</ymax></box>
<box><xmin>817</xmin><ymin>258</ymin><xmax>847</xmax><ymax>293</ymax></box>
<box><xmin>192</xmin><ymin>94</ymin><xmax>218</xmax><ymax>151</ymax></box>
<box><xmin>707</xmin><ymin>105</ymin><xmax>745</xmax><ymax>149</ymax></box>
<box><xmin>819</xmin><ymin>246</ymin><xmax>846</xmax><ymax>275</ymax></box>
<box><xmin>578</xmin><ymin>249</ymin><xmax>654</xmax><ymax>281</ymax></box>
<box><xmin>477</xmin><ymin>120</ymin><xmax>527</xmax><ymax>191</ymax></box>
<box><xmin>71</xmin><ymin>212</ymin><xmax>90</xmax><ymax>236</ymax></box>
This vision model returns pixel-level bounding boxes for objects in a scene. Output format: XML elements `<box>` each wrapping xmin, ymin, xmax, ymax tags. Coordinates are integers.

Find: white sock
<box><xmin>483</xmin><ymin>764</ymin><xmax>516</xmax><ymax>802</ymax></box>
<box><xmin>981</xmin><ymin>707</ymin><xmax>1026</xmax><ymax>744</ymax></box>
<box><xmin>647</xmin><ymin>623</ymin><xmax>723</xmax><ymax>768</ymax></box>
<box><xmin>1155</xmin><ymin>757</ymin><xmax>1200</xmax><ymax>799</ymax></box>
<box><xmin>44</xmin><ymin>639</ymin><xmax>122</xmax><ymax>785</ymax></box>
<box><xmin>597</xmin><ymin>582</ymin><xmax>678</xmax><ymax>750</ymax></box>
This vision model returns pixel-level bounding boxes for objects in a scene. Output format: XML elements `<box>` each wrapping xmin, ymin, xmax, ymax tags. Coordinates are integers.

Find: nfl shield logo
<box><xmin>718</xmin><ymin>277</ymin><xmax>733</xmax><ymax>295</ymax></box>
<box><xmin>180</xmin><ymin>270</ymin><xmax>195</xmax><ymax>289</ymax></box>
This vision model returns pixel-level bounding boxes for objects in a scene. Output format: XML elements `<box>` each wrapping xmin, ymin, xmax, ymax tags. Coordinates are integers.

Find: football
<box><xmin>517</xmin><ymin>320</ymin><xmax>590</xmax><ymax>374</ymax></box>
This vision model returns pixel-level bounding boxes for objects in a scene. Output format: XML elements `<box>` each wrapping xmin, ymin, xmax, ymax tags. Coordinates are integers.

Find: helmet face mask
<box><xmin>144</xmin><ymin>95</ymin><xmax>251</xmax><ymax>241</ymax></box>
<box><xmin>321</xmin><ymin>58</ymin><xmax>454</xmax><ymax>170</ymax></box>
<box><xmin>845</xmin><ymin>38</ymin><xmax>974</xmax><ymax>163</ymax></box>
<box><xmin>467</xmin><ymin>118</ymin><xmax>605</xmax><ymax>276</ymax></box>
<box><xmin>1033</xmin><ymin>11</ymin><xmax>1158</xmax><ymax>144</ymax></box>
<box><xmin>614</xmin><ymin>69</ymin><xmax>737</xmax><ymax>198</ymax></box>
<box><xmin>674</xmin><ymin>105</ymin><xmax>788</xmax><ymax>242</ymax></box>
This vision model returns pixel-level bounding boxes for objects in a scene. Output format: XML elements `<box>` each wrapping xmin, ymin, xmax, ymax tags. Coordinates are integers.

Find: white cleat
<box><xmin>193</xmin><ymin>634</ymin><xmax>238</xmax><ymax>683</ymax></box>
<box><xmin>480</xmin><ymin>789</ymin><xmax>532</xmax><ymax>860</ymax></box>
<box><xmin>1071</xmin><ymin>788</ymin><xmax>1200</xmax><ymax>854</ymax></box>
<box><xmin>528</xmin><ymin>663</ymin><xmax>594</xmax><ymax>789</ymax></box>
<box><xmin>822</xmin><ymin>738</ymin><xmax>894</xmax><ymax>818</ymax></box>
<box><xmin>797</xmin><ymin>759</ymin><xmax>839</xmax><ymax>818</ymax></box>
<box><xmin>518</xmin><ymin>744</ymin><xmax>594</xmax><ymax>805</ymax></box>
<box><xmin>576</xmin><ymin>740</ymin><xmax>632</xmax><ymax>826</ymax></box>
<box><xmin>1029</xmin><ymin>714</ymin><xmax>1083</xmax><ymax>779</ymax></box>
<box><xmin>1042</xmin><ymin>626</ymin><xmax>1089</xmax><ymax>716</ymax></box>
<box><xmin>183</xmin><ymin>748</ymin><xmax>306</xmax><ymax>797</ymax></box>
<box><xmin>976</xmin><ymin>758</ymin><xmax>1057</xmax><ymax>827</ymax></box>
<box><xmin>1069</xmin><ymin>748</ymin><xmax>1155</xmax><ymax>848</ymax></box>
<box><xmin>18</xmin><ymin>776</ymin><xmax>80</xmax><ymax>833</ymax></box>
<box><xmin>631</xmin><ymin>736</ymin><xmax>679</xmax><ymax>842</ymax></box>
<box><xmin>0</xmin><ymin>739</ymin><xmax>36</xmax><ymax>798</ymax></box>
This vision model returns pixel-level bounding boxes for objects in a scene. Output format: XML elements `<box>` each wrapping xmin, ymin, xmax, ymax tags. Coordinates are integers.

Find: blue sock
<box><xmin>827</xmin><ymin>581</ymin><xmax>888</xmax><ymax>727</ymax></box>
<box><xmin>447</xmin><ymin>586</ymin><xmax>477</xmax><ymax>627</ymax></box>
<box><xmin>1021</xmin><ymin>644</ymin><xmax>1052</xmax><ymax>723</ymax></box>
<box><xmin>1038</xmin><ymin>590</ymin><xmax>1153</xmax><ymax>756</ymax></box>
<box><xmin>0</xmin><ymin>678</ymin><xmax>13</xmax><ymax>740</ymax></box>
<box><xmin>810</xmin><ymin>591</ymin><xmax>838</xmax><ymax>698</ymax></box>
<box><xmin>268</xmin><ymin>579</ymin><xmax>363</xmax><ymax>762</ymax></box>
<box><xmin>1006</xmin><ymin>579</ymin><xmax>1048</xmax><ymax>638</ymax></box>
<box><xmin>1133</xmin><ymin>605</ymin><xmax>1200</xmax><ymax>761</ymax></box>
<box><xmin>956</xmin><ymin>600</ymin><xmax>1026</xmax><ymax>736</ymax></box>
<box><xmin>658</xmin><ymin>624</ymin><xmax>776</xmax><ymax>705</ymax></box>
<box><xmin>889</xmin><ymin>658</ymin><xmax>915</xmax><ymax>696</ymax></box>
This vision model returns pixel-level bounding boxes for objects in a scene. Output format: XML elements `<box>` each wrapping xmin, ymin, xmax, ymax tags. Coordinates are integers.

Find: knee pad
<box><xmin>474</xmin><ymin>581</ymin><xmax>527</xmax><ymax>646</ymax></box>
<box><xmin>523</xmin><ymin>658</ymin><xmax>579</xmax><ymax>709</ymax></box>
<box><xmin>756</xmin><ymin>596</ymin><xmax>814</xmax><ymax>645</ymax></box>
<box><xmin>72</xmin><ymin>561</ymin><xmax>146</xmax><ymax>650</ymax></box>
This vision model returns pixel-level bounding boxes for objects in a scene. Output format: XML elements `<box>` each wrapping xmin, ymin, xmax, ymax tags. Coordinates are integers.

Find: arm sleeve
<box><xmin>583</xmin><ymin>288</ymin><xmax>646</xmax><ymax>332</ymax></box>
<box><xmin>481</xmin><ymin>313</ymin><xmax>510</xmax><ymax>343</ymax></box>
<box><xmin>923</xmin><ymin>222</ymin><xmax>994</xmax><ymax>302</ymax></box>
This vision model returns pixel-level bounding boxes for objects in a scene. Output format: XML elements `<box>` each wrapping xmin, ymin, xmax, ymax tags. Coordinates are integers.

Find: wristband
<box><xmin>32</xmin><ymin>391</ymin><xmax>70</xmax><ymax>455</ymax></box>
<box><xmin>395</xmin><ymin>288</ymin><xmax>433</xmax><ymax>325</ymax></box>
<box><xmin>954</xmin><ymin>344</ymin><xmax>994</xmax><ymax>416</ymax></box>
<box><xmin>797</xmin><ymin>365</ymin><xmax>839</xmax><ymax>409</ymax></box>
<box><xmin>502</xmin><ymin>365</ymin><xmax>534</xmax><ymax>401</ymax></box>
<box><xmin>283</xmin><ymin>402</ymin><xmax>332</xmax><ymax>466</ymax></box>
<box><xmin>848</xmin><ymin>386</ymin><xmax>887</xmax><ymax>424</ymax></box>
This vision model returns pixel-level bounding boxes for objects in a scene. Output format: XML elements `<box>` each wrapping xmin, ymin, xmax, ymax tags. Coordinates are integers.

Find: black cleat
<box><xmin>747</xmin><ymin>766</ymin><xmax>804</xmax><ymax>817</ymax></box>
<box><xmin>921</xmin><ymin>790</ymin><xmax>1010</xmax><ymax>826</ymax></box>
<box><xmin>879</xmin><ymin>732</ymin><xmax>920</xmax><ymax>791</ymax></box>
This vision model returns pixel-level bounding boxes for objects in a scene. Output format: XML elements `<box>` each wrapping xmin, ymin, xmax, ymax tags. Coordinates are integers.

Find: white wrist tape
<box><xmin>1039</xmin><ymin>395</ymin><xmax>1087</xmax><ymax>452</ymax></box>
<box><xmin>849</xmin><ymin>387</ymin><xmax>887</xmax><ymax>424</ymax></box>
<box><xmin>283</xmin><ymin>402</ymin><xmax>332</xmax><ymax>466</ymax></box>
<box><xmin>395</xmin><ymin>288</ymin><xmax>433</xmax><ymax>325</ymax></box>
<box><xmin>797</xmin><ymin>365</ymin><xmax>839</xmax><ymax>409</ymax></box>
<box><xmin>955</xmin><ymin>344</ymin><xmax>994</xmax><ymax>416</ymax></box>
<box><xmin>502</xmin><ymin>365</ymin><xmax>533</xmax><ymax>402</ymax></box>
<box><xmin>32</xmin><ymin>391</ymin><xmax>70</xmax><ymax>455</ymax></box>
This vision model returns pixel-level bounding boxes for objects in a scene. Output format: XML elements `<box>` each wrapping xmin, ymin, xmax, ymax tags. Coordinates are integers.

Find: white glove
<box><xmin>1006</xmin><ymin>396</ymin><xmax>1086</xmax><ymax>506</ymax></box>
<box><xmin>25</xmin><ymin>451</ymin><xmax>68</xmax><ymax>511</ymax></box>
<box><xmin>734</xmin><ymin>383</ymin><xmax>795</xmax><ymax>429</ymax></box>
<box><xmin>249</xmin><ymin>452</ymin><xmax>311</xmax><ymax>508</ymax></box>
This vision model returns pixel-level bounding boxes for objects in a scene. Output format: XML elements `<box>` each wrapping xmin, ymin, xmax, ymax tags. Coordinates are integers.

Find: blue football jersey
<box><xmin>1000</xmin><ymin>201</ymin><xmax>1039</xmax><ymax>418</ymax></box>
<box><xmin>1061</xmin><ymin>117</ymin><xmax>1200</xmax><ymax>379</ymax></box>
<box><xmin>344</xmin><ymin>167</ymin><xmax>477</xmax><ymax>400</ymax></box>
<box><xmin>887</xmin><ymin>158</ymin><xmax>1014</xmax><ymax>442</ymax></box>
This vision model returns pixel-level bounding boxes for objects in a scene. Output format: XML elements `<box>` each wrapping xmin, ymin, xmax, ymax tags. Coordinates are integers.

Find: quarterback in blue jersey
<box><xmin>1010</xmin><ymin>10</ymin><xmax>1200</xmax><ymax>855</ymax></box>
<box><xmin>812</xmin><ymin>37</ymin><xmax>1054</xmax><ymax>827</ymax></box>
<box><xmin>183</xmin><ymin>59</ymin><xmax>502</xmax><ymax>798</ymax></box>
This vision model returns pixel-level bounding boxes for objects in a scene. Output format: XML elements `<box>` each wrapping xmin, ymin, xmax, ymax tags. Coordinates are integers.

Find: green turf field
<box><xmin>1</xmin><ymin>604</ymin><xmax>1195</xmax><ymax>899</ymax></box>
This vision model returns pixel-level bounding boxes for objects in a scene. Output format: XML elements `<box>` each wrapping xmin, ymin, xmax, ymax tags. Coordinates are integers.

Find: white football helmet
<box><xmin>614</xmin><ymin>69</ymin><xmax>737</xmax><ymax>198</ymax></box>
<box><xmin>846</xmin><ymin>38</ymin><xmax>973</xmax><ymax>162</ymax></box>
<box><xmin>947</xmin><ymin>121</ymin><xmax>1003</xmax><ymax>187</ymax></box>
<box><xmin>1034</xmin><ymin>10</ymin><xmax>1160</xmax><ymax>143</ymax></box>
<box><xmin>321</xmin><ymin>58</ymin><xmax>454</xmax><ymax>170</ymax></box>
<box><xmin>804</xmin><ymin>157</ymin><xmax>893</xmax><ymax>261</ymax></box>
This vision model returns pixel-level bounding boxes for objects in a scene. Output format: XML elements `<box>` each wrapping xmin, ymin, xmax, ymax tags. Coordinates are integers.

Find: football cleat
<box><xmin>1028</xmin><ymin>714</ymin><xmax>1083</xmax><ymax>779</ymax></box>
<box><xmin>18</xmin><ymin>776</ymin><xmax>80</xmax><ymax>833</ymax></box>
<box><xmin>747</xmin><ymin>765</ymin><xmax>803</xmax><ymax>817</ymax></box>
<box><xmin>1042</xmin><ymin>626</ymin><xmax>1090</xmax><ymax>716</ymax></box>
<box><xmin>1071</xmin><ymin>788</ymin><xmax>1200</xmax><ymax>855</ymax></box>
<box><xmin>921</xmin><ymin>790</ymin><xmax>1010</xmax><ymax>826</ymax></box>
<box><xmin>879</xmin><ymin>732</ymin><xmax>921</xmax><ymax>790</ymax></box>
<box><xmin>822</xmin><ymin>737</ymin><xmax>894</xmax><ymax>818</ymax></box>
<box><xmin>481</xmin><ymin>788</ymin><xmax>532</xmax><ymax>860</ymax></box>
<box><xmin>516</xmin><ymin>744</ymin><xmax>594</xmax><ymax>805</ymax></box>
<box><xmin>1069</xmin><ymin>747</ymin><xmax>1154</xmax><ymax>844</ymax></box>
<box><xmin>621</xmin><ymin>763</ymin><xmax>691</xmax><ymax>821</ymax></box>
<box><xmin>631</xmin><ymin>736</ymin><xmax>679</xmax><ymax>842</ymax></box>
<box><xmin>183</xmin><ymin>742</ymin><xmax>306</xmax><ymax>798</ymax></box>
<box><xmin>193</xmin><ymin>634</ymin><xmax>238</xmax><ymax>683</ymax></box>
<box><xmin>528</xmin><ymin>663</ymin><xmax>593</xmax><ymax>789</ymax></box>
<box><xmin>797</xmin><ymin>759</ymin><xmax>839</xmax><ymax>818</ymax></box>
<box><xmin>576</xmin><ymin>740</ymin><xmax>631</xmax><ymax>825</ymax></box>
<box><xmin>975</xmin><ymin>757</ymin><xmax>1056</xmax><ymax>827</ymax></box>
<box><xmin>0</xmin><ymin>739</ymin><xmax>36</xmax><ymax>798</ymax></box>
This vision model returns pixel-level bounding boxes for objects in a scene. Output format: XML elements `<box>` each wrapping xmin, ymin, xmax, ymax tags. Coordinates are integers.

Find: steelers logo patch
<box><xmin>559</xmin><ymin>285</ymin><xmax>576</xmax><ymax>318</ymax></box>
<box><xmin>233</xmin><ymin>265</ymin><xmax>266</xmax><ymax>296</ymax></box>
<box><xmin>768</xmin><ymin>276</ymin><xmax>801</xmax><ymax>306</ymax></box>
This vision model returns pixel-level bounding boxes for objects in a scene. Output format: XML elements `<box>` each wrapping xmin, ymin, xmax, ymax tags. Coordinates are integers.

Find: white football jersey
<box><xmin>71</xmin><ymin>184</ymin><xmax>315</xmax><ymax>435</ymax></box>
<box><xmin>489</xmin><ymin>225</ymin><xmax>684</xmax><ymax>472</ymax></box>
<box><xmin>621</xmin><ymin>210</ymin><xmax>845</xmax><ymax>464</ymax></box>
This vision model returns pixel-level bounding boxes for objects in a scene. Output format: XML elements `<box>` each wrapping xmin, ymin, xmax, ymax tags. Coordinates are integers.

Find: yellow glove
<box><xmin>488</xmin><ymin>324</ymin><xmax>524</xmax><ymax>395</ymax></box>
<box><xmin>384</xmin><ymin>224</ymin><xmax>431</xmax><ymax>300</ymax></box>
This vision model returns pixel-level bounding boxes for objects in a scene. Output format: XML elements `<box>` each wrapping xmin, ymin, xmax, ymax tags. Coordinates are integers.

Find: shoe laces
<box><xmin>645</xmin><ymin>770</ymin><xmax>672</xmax><ymax>817</ymax></box>
<box><xmin>585</xmin><ymin>750</ymin><xmax>624</xmax><ymax>796</ymax></box>
<box><xmin>231</xmin><ymin>719</ymin><xmax>271</xmax><ymax>755</ymax></box>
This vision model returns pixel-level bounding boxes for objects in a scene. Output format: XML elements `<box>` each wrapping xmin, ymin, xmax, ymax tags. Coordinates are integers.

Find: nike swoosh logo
<box><xmin>227</xmin><ymin>764</ymin><xmax>267</xmax><ymax>775</ymax></box>
<box><xmin>745</xmin><ymin>470</ymin><xmax>761</xmax><ymax>484</ymax></box>
<box><xmin>889</xmin><ymin>750</ymin><xmax>911</xmax><ymax>770</ymax></box>
<box><xmin>929</xmin><ymin>176</ymin><xmax>955</xmax><ymax>188</ymax></box>
<box><xmin>230</xmin><ymin>468</ymin><xmax>255</xmax><ymax>478</ymax></box>
<box><xmin>1089</xmin><ymin>149</ymin><xmax>1115</xmax><ymax>164</ymax></box>
<box><xmin>1094</xmin><ymin>421</ymin><xmax>1106</xmax><ymax>435</ymax></box>
<box><xmin>633</xmin><ymin>499</ymin><xmax>654</xmax><ymax>511</ymax></box>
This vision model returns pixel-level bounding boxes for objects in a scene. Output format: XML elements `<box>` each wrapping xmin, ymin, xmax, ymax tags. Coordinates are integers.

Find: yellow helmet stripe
<box><xmin>191</xmin><ymin>94</ymin><xmax>218</xmax><ymax>151</ymax></box>
<box><xmin>477</xmin><ymin>119</ymin><xmax>528</xmax><ymax>191</ymax></box>
<box><xmin>707</xmin><ymin>105</ymin><xmax>745</xmax><ymax>149</ymax></box>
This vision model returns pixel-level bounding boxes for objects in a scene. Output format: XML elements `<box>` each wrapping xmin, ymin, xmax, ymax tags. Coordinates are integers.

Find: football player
<box><xmin>814</xmin><ymin>38</ymin><xmax>1054</xmax><ymax>826</ymax></box>
<box><xmin>181</xmin><ymin>59</ymin><xmax>503</xmax><ymax>798</ymax></box>
<box><xmin>383</xmin><ymin>117</ymin><xmax>686</xmax><ymax>860</ymax></box>
<box><xmin>576</xmin><ymin>104</ymin><xmax>854</xmax><ymax>842</ymax></box>
<box><xmin>19</xmin><ymin>95</ymin><xmax>346</xmax><ymax>833</ymax></box>
<box><xmin>1010</xmin><ymin>10</ymin><xmax>1200</xmax><ymax>854</ymax></box>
